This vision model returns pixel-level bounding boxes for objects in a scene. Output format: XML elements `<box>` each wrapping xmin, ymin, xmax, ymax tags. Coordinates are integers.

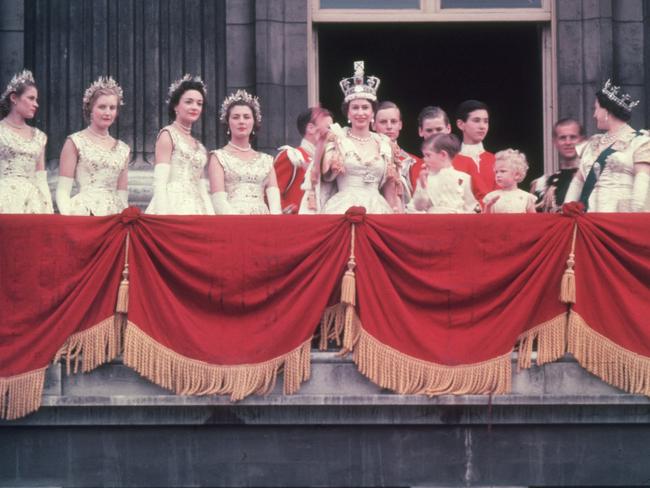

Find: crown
<box><xmin>339</xmin><ymin>61</ymin><xmax>380</xmax><ymax>103</ymax></box>
<box><xmin>601</xmin><ymin>79</ymin><xmax>640</xmax><ymax>113</ymax></box>
<box><xmin>1</xmin><ymin>70</ymin><xmax>36</xmax><ymax>100</ymax></box>
<box><xmin>219</xmin><ymin>89</ymin><xmax>262</xmax><ymax>124</ymax></box>
<box><xmin>82</xmin><ymin>76</ymin><xmax>124</xmax><ymax>107</ymax></box>
<box><xmin>167</xmin><ymin>74</ymin><xmax>206</xmax><ymax>103</ymax></box>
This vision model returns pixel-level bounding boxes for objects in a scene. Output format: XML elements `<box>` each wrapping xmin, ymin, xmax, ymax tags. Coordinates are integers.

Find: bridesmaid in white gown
<box><xmin>57</xmin><ymin>77</ymin><xmax>130</xmax><ymax>215</ymax></box>
<box><xmin>146</xmin><ymin>74</ymin><xmax>214</xmax><ymax>215</ymax></box>
<box><xmin>318</xmin><ymin>61</ymin><xmax>402</xmax><ymax>214</ymax></box>
<box><xmin>207</xmin><ymin>89</ymin><xmax>281</xmax><ymax>215</ymax></box>
<box><xmin>0</xmin><ymin>70</ymin><xmax>52</xmax><ymax>214</ymax></box>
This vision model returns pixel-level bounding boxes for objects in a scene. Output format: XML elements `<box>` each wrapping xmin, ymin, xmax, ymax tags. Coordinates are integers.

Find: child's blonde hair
<box><xmin>494</xmin><ymin>148</ymin><xmax>529</xmax><ymax>183</ymax></box>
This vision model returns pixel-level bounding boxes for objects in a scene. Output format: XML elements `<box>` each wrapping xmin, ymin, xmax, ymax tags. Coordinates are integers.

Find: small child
<box><xmin>408</xmin><ymin>133</ymin><xmax>478</xmax><ymax>214</ymax></box>
<box><xmin>483</xmin><ymin>149</ymin><xmax>536</xmax><ymax>213</ymax></box>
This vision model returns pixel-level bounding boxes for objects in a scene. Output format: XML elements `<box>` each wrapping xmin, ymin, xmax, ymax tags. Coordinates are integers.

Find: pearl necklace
<box><xmin>228</xmin><ymin>141</ymin><xmax>252</xmax><ymax>152</ymax></box>
<box><xmin>174</xmin><ymin>121</ymin><xmax>192</xmax><ymax>134</ymax></box>
<box><xmin>600</xmin><ymin>125</ymin><xmax>628</xmax><ymax>146</ymax></box>
<box><xmin>347</xmin><ymin>132</ymin><xmax>372</xmax><ymax>143</ymax></box>
<box><xmin>3</xmin><ymin>118</ymin><xmax>28</xmax><ymax>130</ymax></box>
<box><xmin>87</xmin><ymin>127</ymin><xmax>111</xmax><ymax>139</ymax></box>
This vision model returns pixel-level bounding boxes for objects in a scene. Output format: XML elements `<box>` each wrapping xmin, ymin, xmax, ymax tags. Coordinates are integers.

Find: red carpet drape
<box><xmin>2</xmin><ymin>208</ymin><xmax>650</xmax><ymax>420</ymax></box>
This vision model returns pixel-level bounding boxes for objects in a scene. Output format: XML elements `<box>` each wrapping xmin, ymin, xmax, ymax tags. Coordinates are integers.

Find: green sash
<box><xmin>579</xmin><ymin>143</ymin><xmax>615</xmax><ymax>211</ymax></box>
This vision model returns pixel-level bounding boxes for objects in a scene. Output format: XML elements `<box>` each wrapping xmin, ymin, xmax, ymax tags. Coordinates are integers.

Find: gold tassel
<box><xmin>123</xmin><ymin>321</ymin><xmax>312</xmax><ymax>400</ymax></box>
<box><xmin>568</xmin><ymin>311</ymin><xmax>650</xmax><ymax>396</ymax></box>
<box><xmin>353</xmin><ymin>329</ymin><xmax>511</xmax><ymax>396</ymax></box>
<box><xmin>340</xmin><ymin>224</ymin><xmax>356</xmax><ymax>306</ymax></box>
<box><xmin>0</xmin><ymin>368</ymin><xmax>46</xmax><ymax>420</ymax></box>
<box><xmin>515</xmin><ymin>314</ymin><xmax>568</xmax><ymax>370</ymax></box>
<box><xmin>116</xmin><ymin>232</ymin><xmax>130</xmax><ymax>313</ymax></box>
<box><xmin>560</xmin><ymin>224</ymin><xmax>578</xmax><ymax>304</ymax></box>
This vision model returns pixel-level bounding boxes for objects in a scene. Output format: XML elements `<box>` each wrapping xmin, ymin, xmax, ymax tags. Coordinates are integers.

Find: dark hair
<box><xmin>296</xmin><ymin>106</ymin><xmax>333</xmax><ymax>137</ymax></box>
<box><xmin>376</xmin><ymin>100</ymin><xmax>400</xmax><ymax>117</ymax></box>
<box><xmin>417</xmin><ymin>105</ymin><xmax>449</xmax><ymax>128</ymax></box>
<box><xmin>0</xmin><ymin>81</ymin><xmax>37</xmax><ymax>119</ymax></box>
<box><xmin>421</xmin><ymin>133</ymin><xmax>461</xmax><ymax>159</ymax></box>
<box><xmin>455</xmin><ymin>100</ymin><xmax>489</xmax><ymax>123</ymax></box>
<box><xmin>553</xmin><ymin>118</ymin><xmax>585</xmax><ymax>138</ymax></box>
<box><xmin>341</xmin><ymin>98</ymin><xmax>377</xmax><ymax>119</ymax></box>
<box><xmin>167</xmin><ymin>80</ymin><xmax>206</xmax><ymax>122</ymax></box>
<box><xmin>596</xmin><ymin>91</ymin><xmax>631</xmax><ymax>122</ymax></box>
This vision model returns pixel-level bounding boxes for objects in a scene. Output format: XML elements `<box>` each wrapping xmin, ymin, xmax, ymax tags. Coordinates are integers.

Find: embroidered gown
<box><xmin>65</xmin><ymin>131</ymin><xmax>130</xmax><ymax>216</ymax></box>
<box><xmin>0</xmin><ymin>122</ymin><xmax>52</xmax><ymax>213</ymax></box>
<box><xmin>212</xmin><ymin>149</ymin><xmax>275</xmax><ymax>214</ymax></box>
<box><xmin>146</xmin><ymin>125</ymin><xmax>214</xmax><ymax>215</ymax></box>
<box><xmin>320</xmin><ymin>128</ymin><xmax>393</xmax><ymax>214</ymax></box>
<box><xmin>568</xmin><ymin>127</ymin><xmax>650</xmax><ymax>212</ymax></box>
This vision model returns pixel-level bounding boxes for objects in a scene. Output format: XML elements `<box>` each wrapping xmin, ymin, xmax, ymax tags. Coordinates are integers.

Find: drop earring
<box><xmin>227</xmin><ymin>128</ymin><xmax>231</xmax><ymax>137</ymax></box>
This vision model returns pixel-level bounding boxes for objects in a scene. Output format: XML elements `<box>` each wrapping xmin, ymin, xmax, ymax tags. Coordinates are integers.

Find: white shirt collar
<box><xmin>460</xmin><ymin>142</ymin><xmax>485</xmax><ymax>162</ymax></box>
<box><xmin>299</xmin><ymin>138</ymin><xmax>316</xmax><ymax>157</ymax></box>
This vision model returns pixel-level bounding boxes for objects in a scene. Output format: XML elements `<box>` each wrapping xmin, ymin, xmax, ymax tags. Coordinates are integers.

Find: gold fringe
<box><xmin>54</xmin><ymin>315</ymin><xmax>123</xmax><ymax>375</ymax></box>
<box><xmin>560</xmin><ymin>223</ymin><xmax>578</xmax><ymax>304</ymax></box>
<box><xmin>123</xmin><ymin>321</ymin><xmax>311</xmax><ymax>399</ymax></box>
<box><xmin>353</xmin><ymin>329</ymin><xmax>512</xmax><ymax>395</ymax></box>
<box><xmin>515</xmin><ymin>313</ymin><xmax>568</xmax><ymax>370</ymax></box>
<box><xmin>115</xmin><ymin>232</ymin><xmax>130</xmax><ymax>313</ymax></box>
<box><xmin>0</xmin><ymin>368</ymin><xmax>46</xmax><ymax>420</ymax></box>
<box><xmin>319</xmin><ymin>303</ymin><xmax>344</xmax><ymax>350</ymax></box>
<box><xmin>568</xmin><ymin>311</ymin><xmax>650</xmax><ymax>395</ymax></box>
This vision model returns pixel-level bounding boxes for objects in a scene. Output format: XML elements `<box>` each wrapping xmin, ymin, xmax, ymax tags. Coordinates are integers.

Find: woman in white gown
<box><xmin>565</xmin><ymin>79</ymin><xmax>650</xmax><ymax>212</ymax></box>
<box><xmin>146</xmin><ymin>74</ymin><xmax>214</xmax><ymax>215</ymax></box>
<box><xmin>317</xmin><ymin>61</ymin><xmax>402</xmax><ymax>214</ymax></box>
<box><xmin>207</xmin><ymin>89</ymin><xmax>281</xmax><ymax>215</ymax></box>
<box><xmin>56</xmin><ymin>77</ymin><xmax>130</xmax><ymax>215</ymax></box>
<box><xmin>0</xmin><ymin>70</ymin><xmax>52</xmax><ymax>214</ymax></box>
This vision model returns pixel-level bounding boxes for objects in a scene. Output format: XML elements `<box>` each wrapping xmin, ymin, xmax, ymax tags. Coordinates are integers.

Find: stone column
<box><xmin>0</xmin><ymin>0</ymin><xmax>25</xmax><ymax>96</ymax></box>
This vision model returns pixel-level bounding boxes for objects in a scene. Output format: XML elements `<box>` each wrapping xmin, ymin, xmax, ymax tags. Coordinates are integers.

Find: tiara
<box><xmin>83</xmin><ymin>76</ymin><xmax>124</xmax><ymax>107</ymax></box>
<box><xmin>601</xmin><ymin>79</ymin><xmax>640</xmax><ymax>113</ymax></box>
<box><xmin>1</xmin><ymin>70</ymin><xmax>36</xmax><ymax>100</ymax></box>
<box><xmin>219</xmin><ymin>89</ymin><xmax>262</xmax><ymax>124</ymax></box>
<box><xmin>339</xmin><ymin>61</ymin><xmax>380</xmax><ymax>103</ymax></box>
<box><xmin>167</xmin><ymin>74</ymin><xmax>206</xmax><ymax>102</ymax></box>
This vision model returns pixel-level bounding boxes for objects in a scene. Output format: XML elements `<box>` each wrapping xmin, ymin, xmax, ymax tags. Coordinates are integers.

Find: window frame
<box><xmin>308</xmin><ymin>0</ymin><xmax>558</xmax><ymax>174</ymax></box>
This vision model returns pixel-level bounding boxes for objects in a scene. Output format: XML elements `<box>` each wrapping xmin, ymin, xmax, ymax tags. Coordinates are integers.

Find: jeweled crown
<box><xmin>219</xmin><ymin>89</ymin><xmax>262</xmax><ymax>124</ymax></box>
<box><xmin>83</xmin><ymin>76</ymin><xmax>124</xmax><ymax>107</ymax></box>
<box><xmin>601</xmin><ymin>79</ymin><xmax>640</xmax><ymax>113</ymax></box>
<box><xmin>1</xmin><ymin>70</ymin><xmax>36</xmax><ymax>100</ymax></box>
<box><xmin>167</xmin><ymin>74</ymin><xmax>206</xmax><ymax>103</ymax></box>
<box><xmin>339</xmin><ymin>61</ymin><xmax>380</xmax><ymax>103</ymax></box>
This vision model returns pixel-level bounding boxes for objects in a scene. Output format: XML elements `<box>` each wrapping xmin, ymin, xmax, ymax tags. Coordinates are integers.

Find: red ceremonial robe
<box><xmin>452</xmin><ymin>152</ymin><xmax>497</xmax><ymax>202</ymax></box>
<box><xmin>274</xmin><ymin>146</ymin><xmax>311</xmax><ymax>214</ymax></box>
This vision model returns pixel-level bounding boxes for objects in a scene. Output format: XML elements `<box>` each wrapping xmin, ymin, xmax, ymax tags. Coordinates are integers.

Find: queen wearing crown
<box><xmin>565</xmin><ymin>79</ymin><xmax>650</xmax><ymax>212</ymax></box>
<box><xmin>146</xmin><ymin>74</ymin><xmax>214</xmax><ymax>215</ymax></box>
<box><xmin>310</xmin><ymin>61</ymin><xmax>402</xmax><ymax>214</ymax></box>
<box><xmin>207</xmin><ymin>89</ymin><xmax>281</xmax><ymax>214</ymax></box>
<box><xmin>56</xmin><ymin>77</ymin><xmax>130</xmax><ymax>215</ymax></box>
<box><xmin>0</xmin><ymin>70</ymin><xmax>53</xmax><ymax>214</ymax></box>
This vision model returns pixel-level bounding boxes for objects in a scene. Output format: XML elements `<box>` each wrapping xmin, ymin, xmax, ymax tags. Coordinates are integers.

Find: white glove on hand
<box><xmin>56</xmin><ymin>176</ymin><xmax>74</xmax><ymax>215</ymax></box>
<box><xmin>152</xmin><ymin>163</ymin><xmax>171</xmax><ymax>213</ymax></box>
<box><xmin>631</xmin><ymin>171</ymin><xmax>650</xmax><ymax>211</ymax></box>
<box><xmin>266</xmin><ymin>186</ymin><xmax>282</xmax><ymax>215</ymax></box>
<box><xmin>211</xmin><ymin>191</ymin><xmax>233</xmax><ymax>214</ymax></box>
<box><xmin>117</xmin><ymin>189</ymin><xmax>129</xmax><ymax>208</ymax></box>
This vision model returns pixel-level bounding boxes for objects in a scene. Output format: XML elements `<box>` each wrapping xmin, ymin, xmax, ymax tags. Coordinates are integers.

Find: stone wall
<box><xmin>557</xmin><ymin>0</ymin><xmax>650</xmax><ymax>134</ymax></box>
<box><xmin>0</xmin><ymin>0</ymin><xmax>24</xmax><ymax>89</ymax></box>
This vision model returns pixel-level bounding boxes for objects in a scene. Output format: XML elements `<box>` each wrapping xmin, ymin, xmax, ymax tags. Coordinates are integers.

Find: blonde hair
<box><xmin>495</xmin><ymin>148</ymin><xmax>529</xmax><ymax>183</ymax></box>
<box><xmin>83</xmin><ymin>86</ymin><xmax>122</xmax><ymax>123</ymax></box>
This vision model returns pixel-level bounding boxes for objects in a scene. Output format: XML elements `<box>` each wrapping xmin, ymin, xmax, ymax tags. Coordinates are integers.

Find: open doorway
<box><xmin>317</xmin><ymin>22</ymin><xmax>545</xmax><ymax>184</ymax></box>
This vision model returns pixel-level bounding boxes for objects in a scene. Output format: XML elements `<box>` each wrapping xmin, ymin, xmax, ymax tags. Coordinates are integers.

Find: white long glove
<box><xmin>117</xmin><ymin>189</ymin><xmax>129</xmax><ymax>208</ymax></box>
<box><xmin>211</xmin><ymin>191</ymin><xmax>233</xmax><ymax>215</ymax></box>
<box><xmin>56</xmin><ymin>176</ymin><xmax>74</xmax><ymax>215</ymax></box>
<box><xmin>266</xmin><ymin>186</ymin><xmax>282</xmax><ymax>215</ymax></box>
<box><xmin>35</xmin><ymin>170</ymin><xmax>53</xmax><ymax>210</ymax></box>
<box><xmin>563</xmin><ymin>175</ymin><xmax>584</xmax><ymax>204</ymax></box>
<box><xmin>631</xmin><ymin>172</ymin><xmax>650</xmax><ymax>212</ymax></box>
<box><xmin>151</xmin><ymin>163</ymin><xmax>171</xmax><ymax>213</ymax></box>
<box><xmin>200</xmin><ymin>178</ymin><xmax>216</xmax><ymax>215</ymax></box>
